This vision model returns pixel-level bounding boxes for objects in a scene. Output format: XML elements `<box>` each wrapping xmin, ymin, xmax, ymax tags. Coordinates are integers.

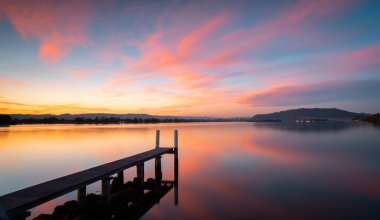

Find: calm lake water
<box><xmin>1</xmin><ymin>122</ymin><xmax>380</xmax><ymax>219</ymax></box>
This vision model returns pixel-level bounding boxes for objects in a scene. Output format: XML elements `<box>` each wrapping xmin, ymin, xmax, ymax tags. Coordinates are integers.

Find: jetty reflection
<box><xmin>32</xmin><ymin>179</ymin><xmax>177</xmax><ymax>220</ymax></box>
<box><xmin>0</xmin><ymin>130</ymin><xmax>178</xmax><ymax>220</ymax></box>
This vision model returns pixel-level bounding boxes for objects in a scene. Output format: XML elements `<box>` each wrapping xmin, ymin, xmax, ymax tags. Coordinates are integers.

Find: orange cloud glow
<box><xmin>0</xmin><ymin>101</ymin><xmax>112</xmax><ymax>115</ymax></box>
<box><xmin>0</xmin><ymin>78</ymin><xmax>28</xmax><ymax>88</ymax></box>
<box><xmin>39</xmin><ymin>44</ymin><xmax>66</xmax><ymax>63</ymax></box>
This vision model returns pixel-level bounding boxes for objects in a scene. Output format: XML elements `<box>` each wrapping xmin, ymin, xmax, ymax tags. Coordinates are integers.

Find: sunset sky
<box><xmin>0</xmin><ymin>0</ymin><xmax>379</xmax><ymax>117</ymax></box>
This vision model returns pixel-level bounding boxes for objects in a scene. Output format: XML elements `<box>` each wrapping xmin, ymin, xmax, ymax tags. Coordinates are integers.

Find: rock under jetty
<box><xmin>33</xmin><ymin>177</ymin><xmax>172</xmax><ymax>220</ymax></box>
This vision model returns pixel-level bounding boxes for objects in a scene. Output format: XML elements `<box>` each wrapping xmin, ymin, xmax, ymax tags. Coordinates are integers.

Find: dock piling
<box><xmin>155</xmin><ymin>156</ymin><xmax>162</xmax><ymax>197</ymax></box>
<box><xmin>136</xmin><ymin>163</ymin><xmax>145</xmax><ymax>186</ymax></box>
<box><xmin>155</xmin><ymin>156</ymin><xmax>162</xmax><ymax>181</ymax></box>
<box><xmin>117</xmin><ymin>171</ymin><xmax>124</xmax><ymax>183</ymax></box>
<box><xmin>77</xmin><ymin>187</ymin><xmax>86</xmax><ymax>204</ymax></box>
<box><xmin>174</xmin><ymin>130</ymin><xmax>178</xmax><ymax>159</ymax></box>
<box><xmin>101</xmin><ymin>177</ymin><xmax>112</xmax><ymax>204</ymax></box>
<box><xmin>156</xmin><ymin>130</ymin><xmax>160</xmax><ymax>148</ymax></box>
<box><xmin>174</xmin><ymin>130</ymin><xmax>179</xmax><ymax>205</ymax></box>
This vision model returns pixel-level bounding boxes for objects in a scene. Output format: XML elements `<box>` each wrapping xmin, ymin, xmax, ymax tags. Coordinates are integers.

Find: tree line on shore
<box><xmin>354</xmin><ymin>113</ymin><xmax>380</xmax><ymax>125</ymax></box>
<box><xmin>0</xmin><ymin>114</ymin><xmax>247</xmax><ymax>125</ymax></box>
<box><xmin>0</xmin><ymin>114</ymin><xmax>12</xmax><ymax>125</ymax></box>
<box><xmin>1</xmin><ymin>112</ymin><xmax>379</xmax><ymax>125</ymax></box>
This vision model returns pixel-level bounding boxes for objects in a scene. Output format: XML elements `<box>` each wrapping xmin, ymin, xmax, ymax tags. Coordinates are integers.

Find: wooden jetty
<box><xmin>0</xmin><ymin>130</ymin><xmax>179</xmax><ymax>220</ymax></box>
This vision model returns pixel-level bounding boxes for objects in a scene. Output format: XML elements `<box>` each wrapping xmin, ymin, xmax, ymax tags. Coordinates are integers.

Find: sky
<box><xmin>0</xmin><ymin>0</ymin><xmax>380</xmax><ymax>117</ymax></box>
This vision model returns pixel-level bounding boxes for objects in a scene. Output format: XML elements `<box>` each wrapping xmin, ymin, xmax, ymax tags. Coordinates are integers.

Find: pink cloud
<box><xmin>239</xmin><ymin>79</ymin><xmax>380</xmax><ymax>107</ymax></box>
<box><xmin>111</xmin><ymin>11</ymin><xmax>236</xmax><ymax>92</ymax></box>
<box><xmin>295</xmin><ymin>42</ymin><xmax>380</xmax><ymax>78</ymax></box>
<box><xmin>202</xmin><ymin>0</ymin><xmax>356</xmax><ymax>66</ymax></box>
<box><xmin>177</xmin><ymin>13</ymin><xmax>231</xmax><ymax>59</ymax></box>
<box><xmin>140</xmin><ymin>32</ymin><xmax>162</xmax><ymax>51</ymax></box>
<box><xmin>116</xmin><ymin>0</ymin><xmax>356</xmax><ymax>77</ymax></box>
<box><xmin>344</xmin><ymin>44</ymin><xmax>380</xmax><ymax>61</ymax></box>
<box><xmin>63</xmin><ymin>68</ymin><xmax>100</xmax><ymax>80</ymax></box>
<box><xmin>97</xmin><ymin>0</ymin><xmax>358</xmax><ymax>114</ymax></box>
<box><xmin>283</xmin><ymin>0</ymin><xmax>353</xmax><ymax>24</ymax></box>
<box><xmin>0</xmin><ymin>0</ymin><xmax>94</xmax><ymax>64</ymax></box>
<box><xmin>337</xmin><ymin>43</ymin><xmax>380</xmax><ymax>74</ymax></box>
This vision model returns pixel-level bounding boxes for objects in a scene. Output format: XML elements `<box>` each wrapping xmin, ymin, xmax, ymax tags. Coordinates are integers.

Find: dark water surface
<box><xmin>1</xmin><ymin>122</ymin><xmax>380</xmax><ymax>219</ymax></box>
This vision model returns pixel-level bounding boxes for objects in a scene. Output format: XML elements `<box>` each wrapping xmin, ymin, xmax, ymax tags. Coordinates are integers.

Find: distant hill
<box><xmin>251</xmin><ymin>108</ymin><xmax>368</xmax><ymax>122</ymax></box>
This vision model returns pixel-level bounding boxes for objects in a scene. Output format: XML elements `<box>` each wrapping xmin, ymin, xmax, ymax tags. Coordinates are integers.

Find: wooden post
<box><xmin>155</xmin><ymin>156</ymin><xmax>162</xmax><ymax>181</ymax></box>
<box><xmin>117</xmin><ymin>171</ymin><xmax>124</xmax><ymax>183</ymax></box>
<box><xmin>174</xmin><ymin>157</ymin><xmax>179</xmax><ymax>206</ymax></box>
<box><xmin>155</xmin><ymin>156</ymin><xmax>162</xmax><ymax>196</ymax></box>
<box><xmin>136</xmin><ymin>163</ymin><xmax>144</xmax><ymax>186</ymax></box>
<box><xmin>77</xmin><ymin>186</ymin><xmax>86</xmax><ymax>204</ymax></box>
<box><xmin>156</xmin><ymin>130</ymin><xmax>160</xmax><ymax>148</ymax></box>
<box><xmin>101</xmin><ymin>177</ymin><xmax>112</xmax><ymax>204</ymax></box>
<box><xmin>174</xmin><ymin>130</ymin><xmax>178</xmax><ymax>159</ymax></box>
<box><xmin>174</xmin><ymin>129</ymin><xmax>179</xmax><ymax>205</ymax></box>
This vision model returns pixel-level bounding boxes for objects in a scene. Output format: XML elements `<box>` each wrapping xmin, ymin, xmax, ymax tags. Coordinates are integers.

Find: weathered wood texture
<box><xmin>0</xmin><ymin>147</ymin><xmax>174</xmax><ymax>217</ymax></box>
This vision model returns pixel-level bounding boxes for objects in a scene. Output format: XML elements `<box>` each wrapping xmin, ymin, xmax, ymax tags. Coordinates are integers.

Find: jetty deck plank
<box><xmin>0</xmin><ymin>147</ymin><xmax>174</xmax><ymax>216</ymax></box>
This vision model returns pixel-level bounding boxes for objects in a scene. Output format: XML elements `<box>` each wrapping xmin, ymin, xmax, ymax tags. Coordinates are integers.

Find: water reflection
<box><xmin>1</xmin><ymin>122</ymin><xmax>380</xmax><ymax>219</ymax></box>
<box><xmin>143</xmin><ymin>122</ymin><xmax>380</xmax><ymax>220</ymax></box>
<box><xmin>252</xmin><ymin>121</ymin><xmax>365</xmax><ymax>133</ymax></box>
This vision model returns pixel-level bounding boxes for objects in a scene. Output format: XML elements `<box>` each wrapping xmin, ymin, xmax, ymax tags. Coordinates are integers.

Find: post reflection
<box><xmin>174</xmin><ymin>157</ymin><xmax>179</xmax><ymax>206</ymax></box>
